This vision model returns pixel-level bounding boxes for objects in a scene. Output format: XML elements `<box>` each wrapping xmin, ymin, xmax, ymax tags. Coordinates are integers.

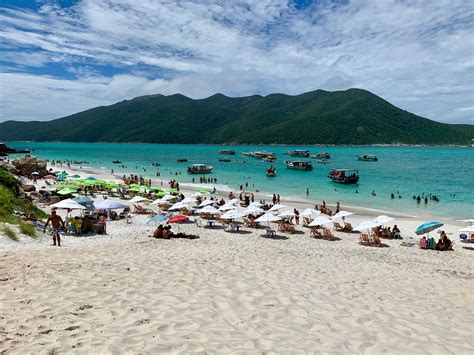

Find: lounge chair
<box><xmin>343</xmin><ymin>223</ymin><xmax>353</xmax><ymax>232</ymax></box>
<box><xmin>309</xmin><ymin>227</ymin><xmax>322</xmax><ymax>238</ymax></box>
<box><xmin>243</xmin><ymin>218</ymin><xmax>259</xmax><ymax>228</ymax></box>
<box><xmin>323</xmin><ymin>228</ymin><xmax>335</xmax><ymax>240</ymax></box>
<box><xmin>333</xmin><ymin>222</ymin><xmax>344</xmax><ymax>232</ymax></box>
<box><xmin>132</xmin><ymin>204</ymin><xmax>156</xmax><ymax>215</ymax></box>
<box><xmin>359</xmin><ymin>233</ymin><xmax>370</xmax><ymax>246</ymax></box>
<box><xmin>370</xmin><ymin>234</ymin><xmax>382</xmax><ymax>247</ymax></box>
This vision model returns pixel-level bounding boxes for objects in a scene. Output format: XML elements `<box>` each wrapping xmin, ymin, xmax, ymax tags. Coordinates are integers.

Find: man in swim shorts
<box><xmin>43</xmin><ymin>210</ymin><xmax>65</xmax><ymax>246</ymax></box>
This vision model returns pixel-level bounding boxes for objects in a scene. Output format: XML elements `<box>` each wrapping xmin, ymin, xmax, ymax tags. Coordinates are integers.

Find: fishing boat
<box><xmin>219</xmin><ymin>149</ymin><xmax>235</xmax><ymax>155</ymax></box>
<box><xmin>266</xmin><ymin>165</ymin><xmax>276</xmax><ymax>177</ymax></box>
<box><xmin>311</xmin><ymin>152</ymin><xmax>330</xmax><ymax>159</ymax></box>
<box><xmin>316</xmin><ymin>159</ymin><xmax>329</xmax><ymax>164</ymax></box>
<box><xmin>357</xmin><ymin>154</ymin><xmax>378</xmax><ymax>161</ymax></box>
<box><xmin>284</xmin><ymin>160</ymin><xmax>313</xmax><ymax>171</ymax></box>
<box><xmin>177</xmin><ymin>158</ymin><xmax>188</xmax><ymax>163</ymax></box>
<box><xmin>219</xmin><ymin>157</ymin><xmax>231</xmax><ymax>162</ymax></box>
<box><xmin>287</xmin><ymin>149</ymin><xmax>310</xmax><ymax>157</ymax></box>
<box><xmin>328</xmin><ymin>169</ymin><xmax>359</xmax><ymax>184</ymax></box>
<box><xmin>187</xmin><ymin>164</ymin><xmax>213</xmax><ymax>174</ymax></box>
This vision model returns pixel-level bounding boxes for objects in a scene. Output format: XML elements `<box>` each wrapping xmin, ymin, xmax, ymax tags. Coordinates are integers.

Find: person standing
<box><xmin>43</xmin><ymin>210</ymin><xmax>65</xmax><ymax>246</ymax></box>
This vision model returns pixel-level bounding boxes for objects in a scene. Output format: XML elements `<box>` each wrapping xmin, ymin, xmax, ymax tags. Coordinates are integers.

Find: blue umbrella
<box><xmin>146</xmin><ymin>214</ymin><xmax>170</xmax><ymax>225</ymax></box>
<box><xmin>415</xmin><ymin>221</ymin><xmax>444</xmax><ymax>235</ymax></box>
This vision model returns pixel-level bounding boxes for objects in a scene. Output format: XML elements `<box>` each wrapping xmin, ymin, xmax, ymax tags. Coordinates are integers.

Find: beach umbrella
<box><xmin>31</xmin><ymin>171</ymin><xmax>40</xmax><ymax>175</ymax></box>
<box><xmin>221</xmin><ymin>210</ymin><xmax>247</xmax><ymax>220</ymax></box>
<box><xmin>415</xmin><ymin>221</ymin><xmax>444</xmax><ymax>236</ymax></box>
<box><xmin>57</xmin><ymin>188</ymin><xmax>76</xmax><ymax>195</ymax></box>
<box><xmin>198</xmin><ymin>188</ymin><xmax>209</xmax><ymax>194</ymax></box>
<box><xmin>308</xmin><ymin>216</ymin><xmax>333</xmax><ymax>227</ymax></box>
<box><xmin>73</xmin><ymin>195</ymin><xmax>94</xmax><ymax>210</ymax></box>
<box><xmin>255</xmin><ymin>213</ymin><xmax>281</xmax><ymax>227</ymax></box>
<box><xmin>161</xmin><ymin>194</ymin><xmax>177</xmax><ymax>201</ymax></box>
<box><xmin>168</xmin><ymin>215</ymin><xmax>189</xmax><ymax>223</ymax></box>
<box><xmin>249</xmin><ymin>201</ymin><xmax>264</xmax><ymax>207</ymax></box>
<box><xmin>354</xmin><ymin>220</ymin><xmax>381</xmax><ymax>231</ymax></box>
<box><xmin>85</xmin><ymin>176</ymin><xmax>97</xmax><ymax>181</ymax></box>
<box><xmin>93</xmin><ymin>199</ymin><xmax>128</xmax><ymax>210</ymax></box>
<box><xmin>198</xmin><ymin>206</ymin><xmax>221</xmax><ymax>215</ymax></box>
<box><xmin>180</xmin><ymin>197</ymin><xmax>197</xmax><ymax>204</ymax></box>
<box><xmin>198</xmin><ymin>199</ymin><xmax>215</xmax><ymax>207</ymax></box>
<box><xmin>168</xmin><ymin>202</ymin><xmax>191</xmax><ymax>211</ymax></box>
<box><xmin>51</xmin><ymin>198</ymin><xmax>86</xmax><ymax>210</ymax></box>
<box><xmin>373</xmin><ymin>215</ymin><xmax>394</xmax><ymax>225</ymax></box>
<box><xmin>269</xmin><ymin>203</ymin><xmax>286</xmax><ymax>212</ymax></box>
<box><xmin>129</xmin><ymin>196</ymin><xmax>150</xmax><ymax>204</ymax></box>
<box><xmin>44</xmin><ymin>174</ymin><xmax>56</xmax><ymax>179</ymax></box>
<box><xmin>192</xmin><ymin>192</ymin><xmax>205</xmax><ymax>197</ymax></box>
<box><xmin>228</xmin><ymin>198</ymin><xmax>240</xmax><ymax>205</ymax></box>
<box><xmin>69</xmin><ymin>174</ymin><xmax>81</xmax><ymax>179</ymax></box>
<box><xmin>146</xmin><ymin>214</ymin><xmax>170</xmax><ymax>225</ymax></box>
<box><xmin>300</xmin><ymin>208</ymin><xmax>321</xmax><ymax>218</ymax></box>
<box><xmin>242</xmin><ymin>205</ymin><xmax>263</xmax><ymax>215</ymax></box>
<box><xmin>278</xmin><ymin>210</ymin><xmax>296</xmax><ymax>218</ymax></box>
<box><xmin>154</xmin><ymin>191</ymin><xmax>166</xmax><ymax>197</ymax></box>
<box><xmin>219</xmin><ymin>204</ymin><xmax>237</xmax><ymax>211</ymax></box>
<box><xmin>332</xmin><ymin>211</ymin><xmax>354</xmax><ymax>220</ymax></box>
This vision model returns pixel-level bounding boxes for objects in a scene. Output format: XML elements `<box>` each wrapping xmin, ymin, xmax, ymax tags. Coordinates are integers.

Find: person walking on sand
<box><xmin>43</xmin><ymin>210</ymin><xmax>65</xmax><ymax>246</ymax></box>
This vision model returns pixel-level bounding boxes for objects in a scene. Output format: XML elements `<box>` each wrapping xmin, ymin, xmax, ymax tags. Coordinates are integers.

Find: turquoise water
<box><xmin>5</xmin><ymin>142</ymin><xmax>473</xmax><ymax>219</ymax></box>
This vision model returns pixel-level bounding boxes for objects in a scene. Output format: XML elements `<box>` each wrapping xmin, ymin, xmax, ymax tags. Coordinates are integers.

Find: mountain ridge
<box><xmin>1</xmin><ymin>88</ymin><xmax>473</xmax><ymax>145</ymax></box>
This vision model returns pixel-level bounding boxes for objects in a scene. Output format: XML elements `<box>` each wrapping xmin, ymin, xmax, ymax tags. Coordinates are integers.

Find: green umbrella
<box><xmin>57</xmin><ymin>188</ymin><xmax>76</xmax><ymax>195</ymax></box>
<box><xmin>148</xmin><ymin>186</ymin><xmax>163</xmax><ymax>191</ymax></box>
<box><xmin>167</xmin><ymin>188</ymin><xmax>179</xmax><ymax>194</ymax></box>
<box><xmin>154</xmin><ymin>191</ymin><xmax>166</xmax><ymax>197</ymax></box>
<box><xmin>85</xmin><ymin>176</ymin><xmax>97</xmax><ymax>181</ymax></box>
<box><xmin>69</xmin><ymin>174</ymin><xmax>81</xmax><ymax>179</ymax></box>
<box><xmin>198</xmin><ymin>188</ymin><xmax>209</xmax><ymax>194</ymax></box>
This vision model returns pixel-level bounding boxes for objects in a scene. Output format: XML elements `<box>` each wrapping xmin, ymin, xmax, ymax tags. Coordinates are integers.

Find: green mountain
<box><xmin>1</xmin><ymin>89</ymin><xmax>473</xmax><ymax>145</ymax></box>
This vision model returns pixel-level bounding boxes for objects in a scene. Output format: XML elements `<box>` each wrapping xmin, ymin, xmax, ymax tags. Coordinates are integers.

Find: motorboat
<box><xmin>219</xmin><ymin>157</ymin><xmax>231</xmax><ymax>162</ymax></box>
<box><xmin>177</xmin><ymin>158</ymin><xmax>188</xmax><ymax>163</ymax></box>
<box><xmin>243</xmin><ymin>151</ymin><xmax>277</xmax><ymax>161</ymax></box>
<box><xmin>357</xmin><ymin>154</ymin><xmax>378</xmax><ymax>161</ymax></box>
<box><xmin>311</xmin><ymin>152</ymin><xmax>330</xmax><ymax>159</ymax></box>
<box><xmin>112</xmin><ymin>160</ymin><xmax>122</xmax><ymax>164</ymax></box>
<box><xmin>219</xmin><ymin>149</ymin><xmax>235</xmax><ymax>155</ymax></box>
<box><xmin>316</xmin><ymin>159</ymin><xmax>329</xmax><ymax>164</ymax></box>
<box><xmin>187</xmin><ymin>164</ymin><xmax>213</xmax><ymax>174</ymax></box>
<box><xmin>284</xmin><ymin>160</ymin><xmax>313</xmax><ymax>171</ymax></box>
<box><xmin>328</xmin><ymin>169</ymin><xmax>359</xmax><ymax>184</ymax></box>
<box><xmin>287</xmin><ymin>149</ymin><xmax>310</xmax><ymax>157</ymax></box>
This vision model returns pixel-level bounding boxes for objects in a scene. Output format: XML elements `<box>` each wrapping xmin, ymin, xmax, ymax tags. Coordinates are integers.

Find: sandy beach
<box><xmin>1</xmin><ymin>165</ymin><xmax>473</xmax><ymax>354</ymax></box>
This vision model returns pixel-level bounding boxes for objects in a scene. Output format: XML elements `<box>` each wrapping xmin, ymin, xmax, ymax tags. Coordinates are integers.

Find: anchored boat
<box><xmin>187</xmin><ymin>164</ymin><xmax>213</xmax><ymax>174</ymax></box>
<box><xmin>285</xmin><ymin>160</ymin><xmax>313</xmax><ymax>171</ymax></box>
<box><xmin>328</xmin><ymin>169</ymin><xmax>359</xmax><ymax>184</ymax></box>
<box><xmin>219</xmin><ymin>149</ymin><xmax>235</xmax><ymax>155</ymax></box>
<box><xmin>311</xmin><ymin>152</ymin><xmax>330</xmax><ymax>159</ymax></box>
<box><xmin>357</xmin><ymin>154</ymin><xmax>378</xmax><ymax>161</ymax></box>
<box><xmin>287</xmin><ymin>149</ymin><xmax>310</xmax><ymax>157</ymax></box>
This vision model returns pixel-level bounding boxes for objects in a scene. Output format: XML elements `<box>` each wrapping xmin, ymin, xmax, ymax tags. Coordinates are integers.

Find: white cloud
<box><xmin>0</xmin><ymin>0</ymin><xmax>473</xmax><ymax>124</ymax></box>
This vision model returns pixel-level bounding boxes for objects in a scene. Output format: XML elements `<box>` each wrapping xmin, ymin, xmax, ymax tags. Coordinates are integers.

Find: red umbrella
<box><xmin>44</xmin><ymin>174</ymin><xmax>57</xmax><ymax>179</ymax></box>
<box><xmin>168</xmin><ymin>215</ymin><xmax>189</xmax><ymax>223</ymax></box>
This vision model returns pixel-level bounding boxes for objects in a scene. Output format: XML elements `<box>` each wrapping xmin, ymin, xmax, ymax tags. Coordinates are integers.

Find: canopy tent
<box><xmin>51</xmin><ymin>198</ymin><xmax>86</xmax><ymax>210</ymax></box>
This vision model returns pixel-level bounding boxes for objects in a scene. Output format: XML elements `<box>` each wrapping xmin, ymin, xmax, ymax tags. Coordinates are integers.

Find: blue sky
<box><xmin>0</xmin><ymin>0</ymin><xmax>473</xmax><ymax>124</ymax></box>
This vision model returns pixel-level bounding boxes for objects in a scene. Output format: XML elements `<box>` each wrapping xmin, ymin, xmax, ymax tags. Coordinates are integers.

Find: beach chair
<box><xmin>285</xmin><ymin>224</ymin><xmax>296</xmax><ymax>234</ymax></box>
<box><xmin>333</xmin><ymin>222</ymin><xmax>344</xmax><ymax>232</ymax></box>
<box><xmin>303</xmin><ymin>217</ymin><xmax>312</xmax><ymax>226</ymax></box>
<box><xmin>323</xmin><ymin>228</ymin><xmax>335</xmax><ymax>241</ymax></box>
<box><xmin>359</xmin><ymin>233</ymin><xmax>370</xmax><ymax>246</ymax></box>
<box><xmin>369</xmin><ymin>234</ymin><xmax>382</xmax><ymax>247</ymax></box>
<box><xmin>343</xmin><ymin>222</ymin><xmax>353</xmax><ymax>232</ymax></box>
<box><xmin>243</xmin><ymin>218</ymin><xmax>258</xmax><ymax>228</ymax></box>
<box><xmin>309</xmin><ymin>227</ymin><xmax>322</xmax><ymax>239</ymax></box>
<box><xmin>133</xmin><ymin>204</ymin><xmax>156</xmax><ymax>216</ymax></box>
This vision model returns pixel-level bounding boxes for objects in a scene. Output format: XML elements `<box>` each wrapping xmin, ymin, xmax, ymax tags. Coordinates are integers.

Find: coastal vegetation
<box><xmin>0</xmin><ymin>89</ymin><xmax>473</xmax><ymax>145</ymax></box>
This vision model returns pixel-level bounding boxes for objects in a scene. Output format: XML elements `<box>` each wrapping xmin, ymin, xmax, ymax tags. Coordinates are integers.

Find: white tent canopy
<box><xmin>93</xmin><ymin>199</ymin><xmax>129</xmax><ymax>210</ymax></box>
<box><xmin>51</xmin><ymin>198</ymin><xmax>86</xmax><ymax>210</ymax></box>
<box><xmin>308</xmin><ymin>216</ymin><xmax>333</xmax><ymax>227</ymax></box>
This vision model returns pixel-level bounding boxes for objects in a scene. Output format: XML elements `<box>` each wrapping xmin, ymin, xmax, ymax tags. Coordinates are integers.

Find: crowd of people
<box><xmin>419</xmin><ymin>231</ymin><xmax>452</xmax><ymax>251</ymax></box>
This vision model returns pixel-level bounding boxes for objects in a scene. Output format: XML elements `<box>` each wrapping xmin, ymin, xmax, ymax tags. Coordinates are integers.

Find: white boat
<box><xmin>357</xmin><ymin>154</ymin><xmax>378</xmax><ymax>161</ymax></box>
<box><xmin>284</xmin><ymin>160</ymin><xmax>313</xmax><ymax>171</ymax></box>
<box><xmin>187</xmin><ymin>164</ymin><xmax>213</xmax><ymax>174</ymax></box>
<box><xmin>242</xmin><ymin>151</ymin><xmax>276</xmax><ymax>161</ymax></box>
<box><xmin>288</xmin><ymin>149</ymin><xmax>310</xmax><ymax>157</ymax></box>
<box><xmin>311</xmin><ymin>152</ymin><xmax>330</xmax><ymax>159</ymax></box>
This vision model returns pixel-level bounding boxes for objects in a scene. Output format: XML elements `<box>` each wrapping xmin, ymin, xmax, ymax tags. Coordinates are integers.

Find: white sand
<box><xmin>1</xmin><ymin>166</ymin><xmax>473</xmax><ymax>353</ymax></box>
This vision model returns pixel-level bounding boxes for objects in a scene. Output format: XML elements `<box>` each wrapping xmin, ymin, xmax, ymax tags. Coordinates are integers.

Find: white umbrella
<box><xmin>221</xmin><ymin>210</ymin><xmax>247</xmax><ymax>220</ymax></box>
<box><xmin>198</xmin><ymin>199</ymin><xmax>215</xmax><ymax>207</ymax></box>
<box><xmin>51</xmin><ymin>198</ymin><xmax>86</xmax><ymax>210</ymax></box>
<box><xmin>228</xmin><ymin>198</ymin><xmax>240</xmax><ymax>205</ymax></box>
<box><xmin>219</xmin><ymin>204</ymin><xmax>237</xmax><ymax>211</ymax></box>
<box><xmin>459</xmin><ymin>226</ymin><xmax>474</xmax><ymax>232</ymax></box>
<box><xmin>373</xmin><ymin>215</ymin><xmax>394</xmax><ymax>225</ymax></box>
<box><xmin>180</xmin><ymin>197</ymin><xmax>196</xmax><ymax>204</ymax></box>
<box><xmin>332</xmin><ymin>211</ymin><xmax>354</xmax><ymax>220</ymax></box>
<box><xmin>192</xmin><ymin>192</ymin><xmax>205</xmax><ymax>197</ymax></box>
<box><xmin>269</xmin><ymin>203</ymin><xmax>286</xmax><ymax>212</ymax></box>
<box><xmin>151</xmin><ymin>199</ymin><xmax>172</xmax><ymax>206</ymax></box>
<box><xmin>354</xmin><ymin>220</ymin><xmax>381</xmax><ymax>231</ymax></box>
<box><xmin>31</xmin><ymin>171</ymin><xmax>40</xmax><ymax>175</ymax></box>
<box><xmin>255</xmin><ymin>213</ymin><xmax>281</xmax><ymax>223</ymax></box>
<box><xmin>168</xmin><ymin>202</ymin><xmax>191</xmax><ymax>211</ymax></box>
<box><xmin>300</xmin><ymin>208</ymin><xmax>321</xmax><ymax>217</ymax></box>
<box><xmin>308</xmin><ymin>216</ymin><xmax>333</xmax><ymax>227</ymax></box>
<box><xmin>278</xmin><ymin>210</ymin><xmax>296</xmax><ymax>217</ymax></box>
<box><xmin>93</xmin><ymin>199</ymin><xmax>129</xmax><ymax>210</ymax></box>
<box><xmin>129</xmin><ymin>196</ymin><xmax>149</xmax><ymax>204</ymax></box>
<box><xmin>198</xmin><ymin>206</ymin><xmax>221</xmax><ymax>214</ymax></box>
<box><xmin>242</xmin><ymin>205</ymin><xmax>264</xmax><ymax>215</ymax></box>
<box><xmin>249</xmin><ymin>201</ymin><xmax>264</xmax><ymax>207</ymax></box>
<box><xmin>161</xmin><ymin>194</ymin><xmax>177</xmax><ymax>201</ymax></box>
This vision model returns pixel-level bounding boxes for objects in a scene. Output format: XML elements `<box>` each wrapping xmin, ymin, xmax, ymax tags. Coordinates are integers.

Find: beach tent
<box><xmin>51</xmin><ymin>198</ymin><xmax>86</xmax><ymax>210</ymax></box>
<box><xmin>93</xmin><ymin>199</ymin><xmax>128</xmax><ymax>210</ymax></box>
<box><xmin>308</xmin><ymin>216</ymin><xmax>333</xmax><ymax>227</ymax></box>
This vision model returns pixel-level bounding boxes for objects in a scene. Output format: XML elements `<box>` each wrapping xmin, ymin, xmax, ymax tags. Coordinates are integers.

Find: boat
<box><xmin>311</xmin><ymin>152</ymin><xmax>330</xmax><ymax>159</ymax></box>
<box><xmin>266</xmin><ymin>165</ymin><xmax>276</xmax><ymax>177</ymax></box>
<box><xmin>219</xmin><ymin>149</ymin><xmax>235</xmax><ymax>155</ymax></box>
<box><xmin>284</xmin><ymin>160</ymin><xmax>313</xmax><ymax>171</ymax></box>
<box><xmin>242</xmin><ymin>151</ymin><xmax>277</xmax><ymax>161</ymax></box>
<box><xmin>187</xmin><ymin>164</ymin><xmax>213</xmax><ymax>174</ymax></box>
<box><xmin>328</xmin><ymin>169</ymin><xmax>359</xmax><ymax>184</ymax></box>
<box><xmin>236</xmin><ymin>160</ymin><xmax>246</xmax><ymax>164</ymax></box>
<box><xmin>357</xmin><ymin>154</ymin><xmax>378</xmax><ymax>161</ymax></box>
<box><xmin>152</xmin><ymin>163</ymin><xmax>161</xmax><ymax>167</ymax></box>
<box><xmin>287</xmin><ymin>149</ymin><xmax>310</xmax><ymax>157</ymax></box>
<box><xmin>112</xmin><ymin>160</ymin><xmax>122</xmax><ymax>164</ymax></box>
<box><xmin>316</xmin><ymin>159</ymin><xmax>329</xmax><ymax>164</ymax></box>
<box><xmin>177</xmin><ymin>158</ymin><xmax>188</xmax><ymax>163</ymax></box>
<box><xmin>219</xmin><ymin>157</ymin><xmax>231</xmax><ymax>162</ymax></box>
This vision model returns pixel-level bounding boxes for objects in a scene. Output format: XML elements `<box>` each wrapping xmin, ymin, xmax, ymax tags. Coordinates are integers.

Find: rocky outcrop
<box><xmin>9</xmin><ymin>156</ymin><xmax>48</xmax><ymax>177</ymax></box>
<box><xmin>21</xmin><ymin>184</ymin><xmax>36</xmax><ymax>192</ymax></box>
<box><xmin>0</xmin><ymin>143</ymin><xmax>31</xmax><ymax>156</ymax></box>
